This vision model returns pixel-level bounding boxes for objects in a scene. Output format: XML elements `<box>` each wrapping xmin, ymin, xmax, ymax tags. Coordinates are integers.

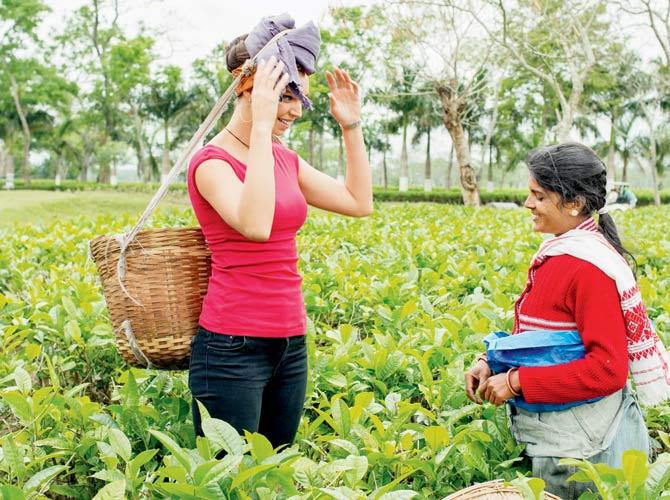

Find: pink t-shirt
<box><xmin>187</xmin><ymin>142</ymin><xmax>308</xmax><ymax>337</ymax></box>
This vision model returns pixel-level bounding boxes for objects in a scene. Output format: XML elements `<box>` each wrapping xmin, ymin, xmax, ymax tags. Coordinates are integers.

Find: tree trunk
<box><xmin>438</xmin><ymin>86</ymin><xmax>480</xmax><ymax>206</ymax></box>
<box><xmin>642</xmin><ymin>108</ymin><xmax>661</xmax><ymax>206</ymax></box>
<box><xmin>0</xmin><ymin>146</ymin><xmax>5</xmax><ymax>180</ymax></box>
<box><xmin>336</xmin><ymin>133</ymin><xmax>344</xmax><ymax>183</ymax></box>
<box><xmin>622</xmin><ymin>152</ymin><xmax>629</xmax><ymax>183</ymax></box>
<box><xmin>606</xmin><ymin>114</ymin><xmax>617</xmax><ymax>183</ymax></box>
<box><xmin>80</xmin><ymin>151</ymin><xmax>90</xmax><ymax>182</ymax></box>
<box><xmin>649</xmin><ymin>125</ymin><xmax>660</xmax><ymax>206</ymax></box>
<box><xmin>399</xmin><ymin>122</ymin><xmax>409</xmax><ymax>192</ymax></box>
<box><xmin>132</xmin><ymin>104</ymin><xmax>147</xmax><ymax>182</ymax></box>
<box><xmin>481</xmin><ymin>75</ymin><xmax>502</xmax><ymax>184</ymax></box>
<box><xmin>9</xmin><ymin>73</ymin><xmax>31</xmax><ymax>185</ymax></box>
<box><xmin>487</xmin><ymin>143</ymin><xmax>494</xmax><ymax>193</ymax></box>
<box><xmin>382</xmin><ymin>130</ymin><xmax>389</xmax><ymax>189</ymax></box>
<box><xmin>449</xmin><ymin>122</ymin><xmax>480</xmax><ymax>206</ymax></box>
<box><xmin>110</xmin><ymin>160</ymin><xmax>118</xmax><ymax>186</ymax></box>
<box><xmin>447</xmin><ymin>143</ymin><xmax>454</xmax><ymax>189</ymax></box>
<box><xmin>97</xmin><ymin>161</ymin><xmax>111</xmax><ymax>184</ymax></box>
<box><xmin>424</xmin><ymin>129</ymin><xmax>432</xmax><ymax>192</ymax></box>
<box><xmin>308</xmin><ymin>127</ymin><xmax>315</xmax><ymax>166</ymax></box>
<box><xmin>318</xmin><ymin>130</ymin><xmax>324</xmax><ymax>170</ymax></box>
<box><xmin>162</xmin><ymin>120</ymin><xmax>170</xmax><ymax>183</ymax></box>
<box><xmin>55</xmin><ymin>156</ymin><xmax>62</xmax><ymax>186</ymax></box>
<box><xmin>5</xmin><ymin>153</ymin><xmax>15</xmax><ymax>190</ymax></box>
<box><xmin>555</xmin><ymin>76</ymin><xmax>584</xmax><ymax>142</ymax></box>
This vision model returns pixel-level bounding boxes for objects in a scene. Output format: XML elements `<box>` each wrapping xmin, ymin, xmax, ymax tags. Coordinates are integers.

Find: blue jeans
<box><xmin>188</xmin><ymin>326</ymin><xmax>308</xmax><ymax>449</ymax></box>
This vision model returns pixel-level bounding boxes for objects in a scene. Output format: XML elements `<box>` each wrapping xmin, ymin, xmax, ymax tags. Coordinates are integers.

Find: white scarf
<box><xmin>524</xmin><ymin>218</ymin><xmax>670</xmax><ymax>406</ymax></box>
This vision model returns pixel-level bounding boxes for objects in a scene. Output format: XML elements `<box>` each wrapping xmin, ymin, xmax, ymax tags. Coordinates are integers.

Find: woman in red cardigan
<box><xmin>465</xmin><ymin>143</ymin><xmax>670</xmax><ymax>498</ymax></box>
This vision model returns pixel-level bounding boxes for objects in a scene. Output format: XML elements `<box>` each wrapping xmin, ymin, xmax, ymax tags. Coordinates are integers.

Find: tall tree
<box><xmin>363</xmin><ymin>120</ymin><xmax>390</xmax><ymax>186</ymax></box>
<box><xmin>624</xmin><ymin>1</ymin><xmax>670</xmax><ymax>203</ymax></box>
<box><xmin>109</xmin><ymin>34</ymin><xmax>154</xmax><ymax>182</ymax></box>
<box><xmin>582</xmin><ymin>49</ymin><xmax>646</xmax><ymax>182</ymax></box>
<box><xmin>375</xmin><ymin>67</ymin><xmax>421</xmax><ymax>192</ymax></box>
<box><xmin>184</xmin><ymin>42</ymin><xmax>235</xmax><ymax>152</ymax></box>
<box><xmin>388</xmin><ymin>1</ymin><xmax>489</xmax><ymax>205</ymax></box>
<box><xmin>144</xmin><ymin>65</ymin><xmax>191</xmax><ymax>183</ymax></box>
<box><xmin>0</xmin><ymin>0</ymin><xmax>51</xmax><ymax>186</ymax></box>
<box><xmin>412</xmin><ymin>89</ymin><xmax>443</xmax><ymax>192</ymax></box>
<box><xmin>61</xmin><ymin>0</ymin><xmax>125</xmax><ymax>183</ymax></box>
<box><xmin>470</xmin><ymin>0</ymin><xmax>611</xmax><ymax>142</ymax></box>
<box><xmin>323</xmin><ymin>5</ymin><xmax>396</xmax><ymax>181</ymax></box>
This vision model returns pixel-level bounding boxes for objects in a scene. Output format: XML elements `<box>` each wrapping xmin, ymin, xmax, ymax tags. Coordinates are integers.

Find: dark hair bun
<box><xmin>226</xmin><ymin>34</ymin><xmax>250</xmax><ymax>73</ymax></box>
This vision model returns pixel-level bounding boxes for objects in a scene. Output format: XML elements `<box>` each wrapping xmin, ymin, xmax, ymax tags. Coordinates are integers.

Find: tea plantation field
<box><xmin>1</xmin><ymin>201</ymin><xmax>669</xmax><ymax>498</ymax></box>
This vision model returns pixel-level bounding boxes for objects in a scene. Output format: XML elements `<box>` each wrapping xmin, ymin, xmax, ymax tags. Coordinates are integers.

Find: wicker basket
<box><xmin>445</xmin><ymin>480</ymin><xmax>562</xmax><ymax>499</ymax></box>
<box><xmin>87</xmin><ymin>32</ymin><xmax>302</xmax><ymax>369</ymax></box>
<box><xmin>89</xmin><ymin>227</ymin><xmax>211</xmax><ymax>369</ymax></box>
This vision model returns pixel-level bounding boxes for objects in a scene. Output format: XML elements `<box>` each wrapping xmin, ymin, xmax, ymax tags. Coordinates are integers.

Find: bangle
<box><xmin>341</xmin><ymin>120</ymin><xmax>361</xmax><ymax>130</ymax></box>
<box><xmin>476</xmin><ymin>353</ymin><xmax>488</xmax><ymax>364</ymax></box>
<box><xmin>506</xmin><ymin>368</ymin><xmax>521</xmax><ymax>397</ymax></box>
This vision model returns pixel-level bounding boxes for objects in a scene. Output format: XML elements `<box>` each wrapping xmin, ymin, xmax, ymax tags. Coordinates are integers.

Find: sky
<box><xmin>38</xmin><ymin>1</ymin><xmax>665</xmax><ymax>187</ymax></box>
<box><xmin>43</xmin><ymin>0</ymin><xmax>357</xmax><ymax>73</ymax></box>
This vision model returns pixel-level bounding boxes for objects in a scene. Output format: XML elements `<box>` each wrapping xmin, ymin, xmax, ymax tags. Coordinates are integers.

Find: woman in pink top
<box><xmin>187</xmin><ymin>14</ymin><xmax>372</xmax><ymax>448</ymax></box>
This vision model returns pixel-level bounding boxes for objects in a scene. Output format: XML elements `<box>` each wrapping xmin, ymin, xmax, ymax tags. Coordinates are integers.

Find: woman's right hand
<box><xmin>250</xmin><ymin>56</ymin><xmax>290</xmax><ymax>129</ymax></box>
<box><xmin>465</xmin><ymin>360</ymin><xmax>492</xmax><ymax>404</ymax></box>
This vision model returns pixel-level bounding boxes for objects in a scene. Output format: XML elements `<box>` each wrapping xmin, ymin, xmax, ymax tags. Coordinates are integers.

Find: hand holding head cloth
<box><xmin>228</xmin><ymin>13</ymin><xmax>321</xmax><ymax>109</ymax></box>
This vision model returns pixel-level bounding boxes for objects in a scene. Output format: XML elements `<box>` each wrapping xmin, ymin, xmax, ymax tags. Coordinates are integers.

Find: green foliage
<box><xmin>7</xmin><ymin>181</ymin><xmax>670</xmax><ymax>209</ymax></box>
<box><xmin>1</xmin><ymin>202</ymin><xmax>669</xmax><ymax>497</ymax></box>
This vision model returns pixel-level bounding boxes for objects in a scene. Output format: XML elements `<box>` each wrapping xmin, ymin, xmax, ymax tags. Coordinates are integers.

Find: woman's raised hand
<box><xmin>325</xmin><ymin>67</ymin><xmax>361</xmax><ymax>128</ymax></box>
<box><xmin>251</xmin><ymin>56</ymin><xmax>290</xmax><ymax>129</ymax></box>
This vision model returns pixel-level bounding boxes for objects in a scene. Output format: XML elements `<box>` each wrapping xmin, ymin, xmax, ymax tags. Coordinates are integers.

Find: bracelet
<box><xmin>341</xmin><ymin>120</ymin><xmax>361</xmax><ymax>130</ymax></box>
<box><xmin>476</xmin><ymin>353</ymin><xmax>488</xmax><ymax>364</ymax></box>
<box><xmin>506</xmin><ymin>368</ymin><xmax>521</xmax><ymax>397</ymax></box>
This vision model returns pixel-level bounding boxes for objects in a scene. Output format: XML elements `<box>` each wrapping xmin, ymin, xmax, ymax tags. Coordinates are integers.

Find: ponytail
<box><xmin>597</xmin><ymin>212</ymin><xmax>637</xmax><ymax>274</ymax></box>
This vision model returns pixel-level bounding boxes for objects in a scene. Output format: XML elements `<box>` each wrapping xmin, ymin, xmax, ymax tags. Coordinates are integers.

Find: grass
<box><xmin>0</xmin><ymin>190</ymin><xmax>191</xmax><ymax>227</ymax></box>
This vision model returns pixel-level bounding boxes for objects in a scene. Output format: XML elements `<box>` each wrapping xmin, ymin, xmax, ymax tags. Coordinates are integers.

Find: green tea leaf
<box><xmin>127</xmin><ymin>449</ymin><xmax>158</xmax><ymax>480</ymax></box>
<box><xmin>647</xmin><ymin>453</ymin><xmax>670</xmax><ymax>496</ymax></box>
<box><xmin>2</xmin><ymin>436</ymin><xmax>26</xmax><ymax>482</ymax></box>
<box><xmin>2</xmin><ymin>391</ymin><xmax>32</xmax><ymax>423</ymax></box>
<box><xmin>230</xmin><ymin>463</ymin><xmax>277</xmax><ymax>490</ymax></box>
<box><xmin>201</xmin><ymin>455</ymin><xmax>243</xmax><ymax>484</ymax></box>
<box><xmin>424</xmin><ymin>426</ymin><xmax>449</xmax><ymax>451</ymax></box>
<box><xmin>622</xmin><ymin>449</ymin><xmax>648</xmax><ymax>493</ymax></box>
<box><xmin>247</xmin><ymin>432</ymin><xmax>274</xmax><ymax>462</ymax></box>
<box><xmin>377</xmin><ymin>491</ymin><xmax>419</xmax><ymax>500</ymax></box>
<box><xmin>91</xmin><ymin>469</ymin><xmax>125</xmax><ymax>482</ymax></box>
<box><xmin>148</xmin><ymin>430</ymin><xmax>192</xmax><ymax>473</ymax></box>
<box><xmin>0</xmin><ymin>485</ymin><xmax>25</xmax><ymax>500</ymax></box>
<box><xmin>13</xmin><ymin>368</ymin><xmax>32</xmax><ymax>394</ymax></box>
<box><xmin>201</xmin><ymin>418</ymin><xmax>244</xmax><ymax>456</ymax></box>
<box><xmin>109</xmin><ymin>429</ymin><xmax>132</xmax><ymax>462</ymax></box>
<box><xmin>92</xmin><ymin>479</ymin><xmax>126</xmax><ymax>500</ymax></box>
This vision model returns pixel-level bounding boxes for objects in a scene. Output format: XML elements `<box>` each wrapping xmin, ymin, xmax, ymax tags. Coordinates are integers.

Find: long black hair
<box><xmin>525</xmin><ymin>142</ymin><xmax>636</xmax><ymax>269</ymax></box>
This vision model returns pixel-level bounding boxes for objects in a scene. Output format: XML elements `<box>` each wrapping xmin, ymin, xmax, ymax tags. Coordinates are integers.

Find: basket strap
<box><xmin>121</xmin><ymin>319</ymin><xmax>154</xmax><ymax>369</ymax></box>
<box><xmin>118</xmin><ymin>29</ymin><xmax>294</xmax><ymax>254</ymax></box>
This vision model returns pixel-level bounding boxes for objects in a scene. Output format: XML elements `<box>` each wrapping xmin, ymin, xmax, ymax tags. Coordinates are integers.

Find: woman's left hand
<box><xmin>478</xmin><ymin>372</ymin><xmax>519</xmax><ymax>406</ymax></box>
<box><xmin>325</xmin><ymin>67</ymin><xmax>361</xmax><ymax>127</ymax></box>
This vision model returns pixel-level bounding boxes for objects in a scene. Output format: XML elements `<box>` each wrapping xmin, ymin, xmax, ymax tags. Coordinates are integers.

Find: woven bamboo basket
<box><xmin>88</xmin><ymin>31</ymin><xmax>290</xmax><ymax>369</ymax></box>
<box><xmin>445</xmin><ymin>480</ymin><xmax>562</xmax><ymax>499</ymax></box>
<box><xmin>90</xmin><ymin>228</ymin><xmax>211</xmax><ymax>369</ymax></box>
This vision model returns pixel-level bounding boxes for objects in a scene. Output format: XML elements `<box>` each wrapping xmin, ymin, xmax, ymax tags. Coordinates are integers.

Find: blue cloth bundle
<box><xmin>483</xmin><ymin>330</ymin><xmax>603</xmax><ymax>412</ymax></box>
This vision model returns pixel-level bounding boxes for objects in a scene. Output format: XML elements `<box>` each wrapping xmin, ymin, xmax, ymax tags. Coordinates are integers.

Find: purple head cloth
<box><xmin>244</xmin><ymin>13</ymin><xmax>321</xmax><ymax>109</ymax></box>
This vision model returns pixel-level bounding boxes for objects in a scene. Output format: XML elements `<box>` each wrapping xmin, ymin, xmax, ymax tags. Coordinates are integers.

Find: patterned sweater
<box><xmin>514</xmin><ymin>233</ymin><xmax>629</xmax><ymax>403</ymax></box>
